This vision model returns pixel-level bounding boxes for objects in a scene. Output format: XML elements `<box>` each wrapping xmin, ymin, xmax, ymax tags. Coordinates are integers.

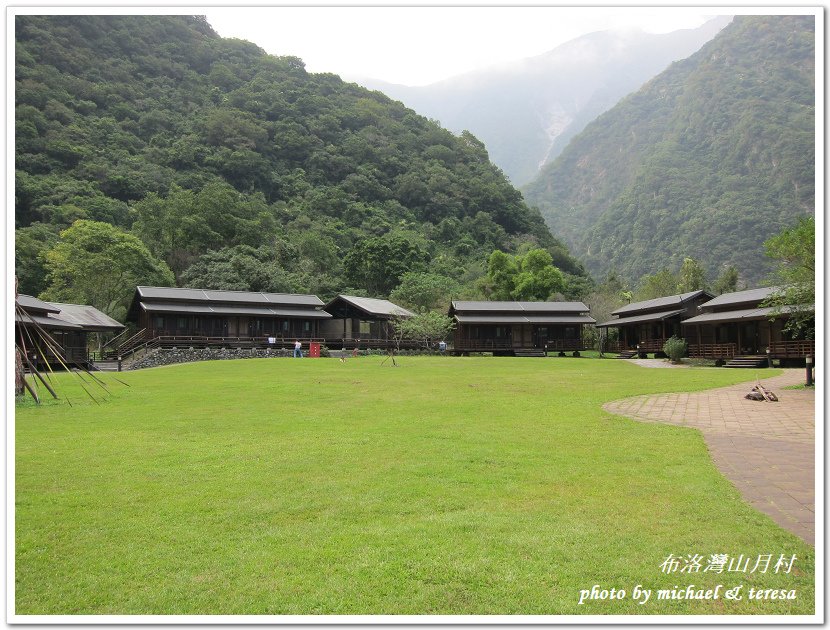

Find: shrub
<box><xmin>663</xmin><ymin>336</ymin><xmax>688</xmax><ymax>363</ymax></box>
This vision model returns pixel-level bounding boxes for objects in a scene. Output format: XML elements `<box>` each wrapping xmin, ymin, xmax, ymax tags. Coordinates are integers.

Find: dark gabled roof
<box><xmin>16</xmin><ymin>294</ymin><xmax>60</xmax><ymax>314</ymax></box>
<box><xmin>612</xmin><ymin>290</ymin><xmax>713</xmax><ymax>317</ymax></box>
<box><xmin>451</xmin><ymin>300</ymin><xmax>590</xmax><ymax>314</ymax></box>
<box><xmin>697</xmin><ymin>286</ymin><xmax>778</xmax><ymax>310</ymax></box>
<box><xmin>682</xmin><ymin>302</ymin><xmax>812</xmax><ymax>326</ymax></box>
<box><xmin>16</xmin><ymin>296</ymin><xmax>122</xmax><ymax>331</ymax></box>
<box><xmin>129</xmin><ymin>286</ymin><xmax>330</xmax><ymax>321</ymax></box>
<box><xmin>46</xmin><ymin>302</ymin><xmax>124</xmax><ymax>331</ymax></box>
<box><xmin>15</xmin><ymin>311</ymin><xmax>82</xmax><ymax>330</ymax></box>
<box><xmin>135</xmin><ymin>286</ymin><xmax>325</xmax><ymax>307</ymax></box>
<box><xmin>595</xmin><ymin>308</ymin><xmax>685</xmax><ymax>329</ymax></box>
<box><xmin>455</xmin><ymin>314</ymin><xmax>596</xmax><ymax>325</ymax></box>
<box><xmin>139</xmin><ymin>302</ymin><xmax>331</xmax><ymax>319</ymax></box>
<box><xmin>683</xmin><ymin>305</ymin><xmax>791</xmax><ymax>325</ymax></box>
<box><xmin>325</xmin><ymin>295</ymin><xmax>414</xmax><ymax>318</ymax></box>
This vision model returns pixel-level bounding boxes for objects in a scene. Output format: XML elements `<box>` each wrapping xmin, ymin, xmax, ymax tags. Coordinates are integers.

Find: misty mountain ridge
<box><xmin>522</xmin><ymin>15</ymin><xmax>815</xmax><ymax>287</ymax></box>
<box><xmin>355</xmin><ymin>16</ymin><xmax>732</xmax><ymax>185</ymax></box>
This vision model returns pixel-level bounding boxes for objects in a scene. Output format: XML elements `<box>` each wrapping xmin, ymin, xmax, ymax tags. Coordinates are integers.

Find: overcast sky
<box><xmin>204</xmin><ymin>7</ymin><xmax>726</xmax><ymax>87</ymax></box>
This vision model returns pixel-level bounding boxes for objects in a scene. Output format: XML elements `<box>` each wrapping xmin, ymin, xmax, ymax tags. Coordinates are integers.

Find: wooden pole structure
<box><xmin>14</xmin><ymin>277</ymin><xmax>25</xmax><ymax>396</ymax></box>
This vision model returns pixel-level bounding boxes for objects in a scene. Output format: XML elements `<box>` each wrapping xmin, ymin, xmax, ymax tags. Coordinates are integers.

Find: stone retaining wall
<box><xmin>128</xmin><ymin>347</ymin><xmax>296</xmax><ymax>370</ymax></box>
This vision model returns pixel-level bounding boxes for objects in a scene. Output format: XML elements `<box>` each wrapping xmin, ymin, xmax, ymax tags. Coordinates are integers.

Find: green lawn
<box><xmin>15</xmin><ymin>357</ymin><xmax>815</xmax><ymax>616</ymax></box>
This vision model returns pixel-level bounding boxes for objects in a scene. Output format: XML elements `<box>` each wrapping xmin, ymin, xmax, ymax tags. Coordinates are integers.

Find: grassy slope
<box><xmin>15</xmin><ymin>358</ymin><xmax>814</xmax><ymax>615</ymax></box>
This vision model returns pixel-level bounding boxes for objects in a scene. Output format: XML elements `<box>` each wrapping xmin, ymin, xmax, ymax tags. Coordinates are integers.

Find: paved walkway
<box><xmin>624</xmin><ymin>358</ymin><xmax>690</xmax><ymax>368</ymax></box>
<box><xmin>604</xmin><ymin>369</ymin><xmax>815</xmax><ymax>544</ymax></box>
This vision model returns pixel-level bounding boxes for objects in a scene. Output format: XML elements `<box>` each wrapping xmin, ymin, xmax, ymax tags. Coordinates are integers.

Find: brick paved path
<box><xmin>604</xmin><ymin>369</ymin><xmax>815</xmax><ymax>544</ymax></box>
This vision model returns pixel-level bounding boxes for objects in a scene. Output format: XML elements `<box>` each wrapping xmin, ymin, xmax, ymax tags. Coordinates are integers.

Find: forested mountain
<box><xmin>15</xmin><ymin>15</ymin><xmax>587</xmax><ymax>317</ymax></box>
<box><xmin>522</xmin><ymin>15</ymin><xmax>815</xmax><ymax>286</ymax></box>
<box><xmin>358</xmin><ymin>17</ymin><xmax>730</xmax><ymax>186</ymax></box>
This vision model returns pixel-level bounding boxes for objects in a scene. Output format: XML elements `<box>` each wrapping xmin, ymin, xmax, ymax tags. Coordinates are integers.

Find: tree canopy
<box><xmin>40</xmin><ymin>219</ymin><xmax>175</xmax><ymax>320</ymax></box>
<box><xmin>762</xmin><ymin>216</ymin><xmax>815</xmax><ymax>337</ymax></box>
<box><xmin>481</xmin><ymin>248</ymin><xmax>567</xmax><ymax>301</ymax></box>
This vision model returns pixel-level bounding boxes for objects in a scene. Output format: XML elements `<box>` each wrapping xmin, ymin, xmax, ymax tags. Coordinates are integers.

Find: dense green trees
<box><xmin>635</xmin><ymin>269</ymin><xmax>681</xmax><ymax>301</ymax></box>
<box><xmin>762</xmin><ymin>216</ymin><xmax>815</xmax><ymax>337</ymax></box>
<box><xmin>481</xmin><ymin>249</ymin><xmax>567</xmax><ymax>301</ymax></box>
<box><xmin>40</xmin><ymin>220</ymin><xmax>174</xmax><ymax>319</ymax></box>
<box><xmin>15</xmin><ymin>15</ymin><xmax>588</xmax><ymax>310</ymax></box>
<box><xmin>677</xmin><ymin>257</ymin><xmax>708</xmax><ymax>293</ymax></box>
<box><xmin>130</xmin><ymin>182</ymin><xmax>276</xmax><ymax>280</ymax></box>
<box><xmin>343</xmin><ymin>234</ymin><xmax>429</xmax><ymax>295</ymax></box>
<box><xmin>389</xmin><ymin>272</ymin><xmax>462</xmax><ymax>312</ymax></box>
<box><xmin>712</xmin><ymin>265</ymin><xmax>740</xmax><ymax>295</ymax></box>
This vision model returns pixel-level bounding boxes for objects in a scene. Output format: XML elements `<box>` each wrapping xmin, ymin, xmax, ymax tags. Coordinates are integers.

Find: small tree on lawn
<box><xmin>392</xmin><ymin>311</ymin><xmax>456</xmax><ymax>351</ymax></box>
<box><xmin>663</xmin><ymin>336</ymin><xmax>688</xmax><ymax>364</ymax></box>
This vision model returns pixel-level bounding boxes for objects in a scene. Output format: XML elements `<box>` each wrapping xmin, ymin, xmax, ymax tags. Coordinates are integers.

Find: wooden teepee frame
<box><xmin>14</xmin><ymin>279</ymin><xmax>125</xmax><ymax>405</ymax></box>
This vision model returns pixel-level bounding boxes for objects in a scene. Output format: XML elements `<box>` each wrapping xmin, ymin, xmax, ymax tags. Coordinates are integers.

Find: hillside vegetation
<box><xmin>522</xmin><ymin>15</ymin><xmax>815</xmax><ymax>286</ymax></box>
<box><xmin>15</xmin><ymin>15</ymin><xmax>586</xmax><ymax>314</ymax></box>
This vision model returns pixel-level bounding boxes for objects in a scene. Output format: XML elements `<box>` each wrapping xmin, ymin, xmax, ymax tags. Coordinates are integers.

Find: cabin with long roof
<box><xmin>595</xmin><ymin>290</ymin><xmax>714</xmax><ymax>356</ymax></box>
<box><xmin>15</xmin><ymin>295</ymin><xmax>124</xmax><ymax>366</ymax></box>
<box><xmin>448</xmin><ymin>300</ymin><xmax>595</xmax><ymax>356</ymax></box>
<box><xmin>321</xmin><ymin>295</ymin><xmax>414</xmax><ymax>349</ymax></box>
<box><xmin>682</xmin><ymin>286</ymin><xmax>814</xmax><ymax>364</ymax></box>
<box><xmin>125</xmin><ymin>286</ymin><xmax>331</xmax><ymax>350</ymax></box>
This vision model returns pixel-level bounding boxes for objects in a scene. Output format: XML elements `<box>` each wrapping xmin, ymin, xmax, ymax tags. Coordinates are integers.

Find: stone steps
<box><xmin>724</xmin><ymin>355</ymin><xmax>769</xmax><ymax>368</ymax></box>
<box><xmin>513</xmin><ymin>349</ymin><xmax>547</xmax><ymax>358</ymax></box>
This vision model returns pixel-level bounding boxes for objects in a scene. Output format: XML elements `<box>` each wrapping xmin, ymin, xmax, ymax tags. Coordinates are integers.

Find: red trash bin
<box><xmin>309</xmin><ymin>342</ymin><xmax>321</xmax><ymax>358</ymax></box>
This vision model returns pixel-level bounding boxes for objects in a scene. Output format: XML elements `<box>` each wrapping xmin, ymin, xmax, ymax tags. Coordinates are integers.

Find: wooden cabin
<box><xmin>15</xmin><ymin>295</ymin><xmax>124</xmax><ymax>367</ymax></box>
<box><xmin>595</xmin><ymin>290</ymin><xmax>714</xmax><ymax>356</ymax></box>
<box><xmin>125</xmin><ymin>286</ymin><xmax>331</xmax><ymax>351</ymax></box>
<box><xmin>682</xmin><ymin>287</ymin><xmax>814</xmax><ymax>363</ymax></box>
<box><xmin>321</xmin><ymin>295</ymin><xmax>414</xmax><ymax>349</ymax></box>
<box><xmin>449</xmin><ymin>301</ymin><xmax>595</xmax><ymax>356</ymax></box>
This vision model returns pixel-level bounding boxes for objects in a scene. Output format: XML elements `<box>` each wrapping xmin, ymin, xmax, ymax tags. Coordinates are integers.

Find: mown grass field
<box><xmin>15</xmin><ymin>356</ymin><xmax>814</xmax><ymax>616</ymax></box>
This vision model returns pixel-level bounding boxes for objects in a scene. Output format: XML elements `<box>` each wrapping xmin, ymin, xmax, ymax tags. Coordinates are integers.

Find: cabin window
<box><xmin>152</xmin><ymin>316</ymin><xmax>164</xmax><ymax>330</ymax></box>
<box><xmin>282</xmin><ymin>320</ymin><xmax>290</xmax><ymax>333</ymax></box>
<box><xmin>303</xmin><ymin>320</ymin><xmax>312</xmax><ymax>333</ymax></box>
<box><xmin>177</xmin><ymin>317</ymin><xmax>188</xmax><ymax>332</ymax></box>
<box><xmin>359</xmin><ymin>320</ymin><xmax>371</xmax><ymax>335</ymax></box>
<box><xmin>564</xmin><ymin>326</ymin><xmax>578</xmax><ymax>339</ymax></box>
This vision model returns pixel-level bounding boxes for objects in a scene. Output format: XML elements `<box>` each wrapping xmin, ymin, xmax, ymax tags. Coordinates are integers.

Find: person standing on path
<box><xmin>293</xmin><ymin>340</ymin><xmax>303</xmax><ymax>358</ymax></box>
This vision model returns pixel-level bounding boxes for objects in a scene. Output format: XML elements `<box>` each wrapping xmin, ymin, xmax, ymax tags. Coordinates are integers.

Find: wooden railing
<box><xmin>108</xmin><ymin>328</ymin><xmax>147</xmax><ymax>359</ymax></box>
<box><xmin>601</xmin><ymin>339</ymin><xmax>667</xmax><ymax>353</ymax></box>
<box><xmin>545</xmin><ymin>339</ymin><xmax>585</xmax><ymax>352</ymax></box>
<box><xmin>636</xmin><ymin>338</ymin><xmax>668</xmax><ymax>353</ymax></box>
<box><xmin>688</xmin><ymin>343</ymin><xmax>737</xmax><ymax>359</ymax></box>
<box><xmin>151</xmin><ymin>335</ymin><xmax>325</xmax><ymax>350</ymax></box>
<box><xmin>453</xmin><ymin>339</ymin><xmax>586</xmax><ymax>353</ymax></box>
<box><xmin>603</xmin><ymin>340</ymin><xmax>624</xmax><ymax>353</ymax></box>
<box><xmin>769</xmin><ymin>340</ymin><xmax>814</xmax><ymax>358</ymax></box>
<box><xmin>23</xmin><ymin>345</ymin><xmax>88</xmax><ymax>368</ymax></box>
<box><xmin>453</xmin><ymin>339</ymin><xmax>514</xmax><ymax>351</ymax></box>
